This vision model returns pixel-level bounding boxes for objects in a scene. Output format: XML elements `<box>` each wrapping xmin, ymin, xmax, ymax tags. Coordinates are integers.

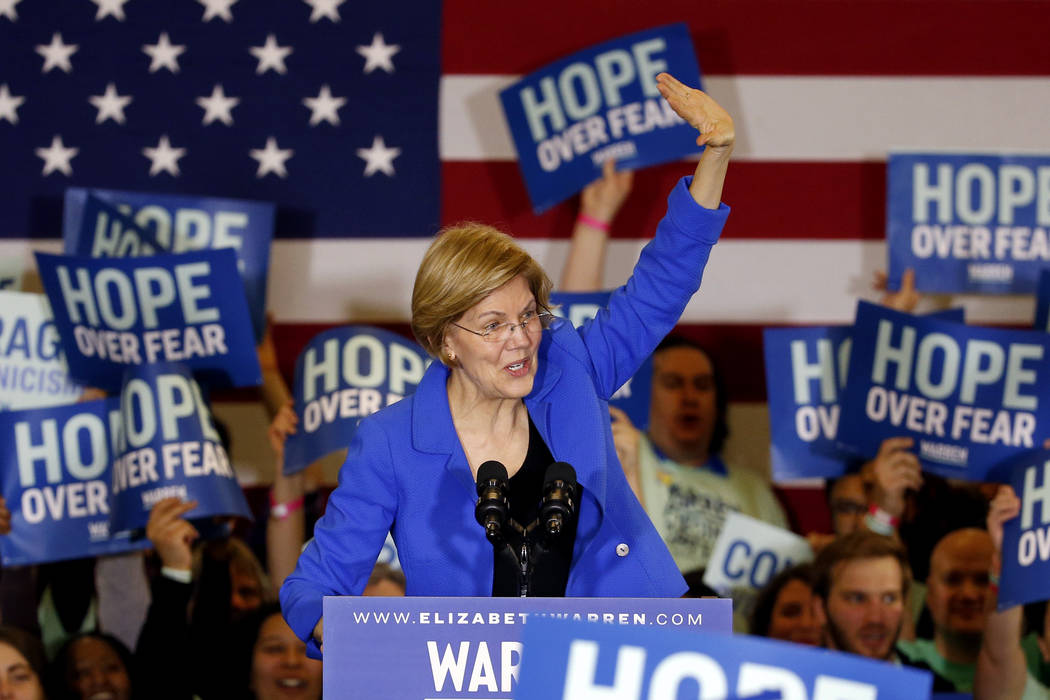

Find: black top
<box><xmin>491</xmin><ymin>415</ymin><xmax>579</xmax><ymax>596</ymax></box>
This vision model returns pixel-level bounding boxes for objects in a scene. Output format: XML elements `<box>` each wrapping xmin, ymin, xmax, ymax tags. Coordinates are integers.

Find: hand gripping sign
<box><xmin>996</xmin><ymin>448</ymin><xmax>1050</xmax><ymax>610</ymax></box>
<box><xmin>550</xmin><ymin>291</ymin><xmax>653</xmax><ymax>430</ymax></box>
<box><xmin>63</xmin><ymin>188</ymin><xmax>275</xmax><ymax>340</ymax></box>
<box><xmin>34</xmin><ymin>248</ymin><xmax>261</xmax><ymax>392</ymax></box>
<box><xmin>838</xmin><ymin>301</ymin><xmax>1050</xmax><ymax>480</ymax></box>
<box><xmin>283</xmin><ymin>326</ymin><xmax>430</xmax><ymax>475</ymax></box>
<box><xmin>0</xmin><ymin>291</ymin><xmax>84</xmax><ymax>410</ymax></box>
<box><xmin>887</xmin><ymin>152</ymin><xmax>1050</xmax><ymax>294</ymax></box>
<box><xmin>499</xmin><ymin>23</ymin><xmax>703</xmax><ymax>214</ymax></box>
<box><xmin>108</xmin><ymin>362</ymin><xmax>251</xmax><ymax>532</ymax></box>
<box><xmin>514</xmin><ymin>617</ymin><xmax>933</xmax><ymax>700</ymax></box>
<box><xmin>0</xmin><ymin>397</ymin><xmax>149</xmax><ymax>566</ymax></box>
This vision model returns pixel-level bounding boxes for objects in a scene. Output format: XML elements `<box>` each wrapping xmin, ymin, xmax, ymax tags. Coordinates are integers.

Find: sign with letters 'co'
<box><xmin>996</xmin><ymin>448</ymin><xmax>1050</xmax><ymax>610</ymax></box>
<box><xmin>888</xmin><ymin>153</ymin><xmax>1050</xmax><ymax>294</ymax></box>
<box><xmin>322</xmin><ymin>596</ymin><xmax>731</xmax><ymax>700</ymax></box>
<box><xmin>551</xmin><ymin>291</ymin><xmax>653</xmax><ymax>431</ymax></box>
<box><xmin>0</xmin><ymin>291</ymin><xmax>84</xmax><ymax>411</ymax></box>
<box><xmin>108</xmin><ymin>362</ymin><xmax>251</xmax><ymax>532</ymax></box>
<box><xmin>283</xmin><ymin>326</ymin><xmax>430</xmax><ymax>475</ymax></box>
<box><xmin>838</xmin><ymin>301</ymin><xmax>1050</xmax><ymax>480</ymax></box>
<box><xmin>499</xmin><ymin>24</ymin><xmax>703</xmax><ymax>213</ymax></box>
<box><xmin>35</xmin><ymin>249</ymin><xmax>261</xmax><ymax>392</ymax></box>
<box><xmin>1036</xmin><ymin>269</ymin><xmax>1050</xmax><ymax>332</ymax></box>
<box><xmin>63</xmin><ymin>188</ymin><xmax>275</xmax><ymax>340</ymax></box>
<box><xmin>515</xmin><ymin>617</ymin><xmax>933</xmax><ymax>700</ymax></box>
<box><xmin>703</xmin><ymin>512</ymin><xmax>814</xmax><ymax>599</ymax></box>
<box><xmin>0</xmin><ymin>397</ymin><xmax>147</xmax><ymax>566</ymax></box>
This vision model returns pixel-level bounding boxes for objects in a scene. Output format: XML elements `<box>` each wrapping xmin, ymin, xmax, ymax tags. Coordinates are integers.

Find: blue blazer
<box><xmin>281</xmin><ymin>177</ymin><xmax>729</xmax><ymax>654</ymax></box>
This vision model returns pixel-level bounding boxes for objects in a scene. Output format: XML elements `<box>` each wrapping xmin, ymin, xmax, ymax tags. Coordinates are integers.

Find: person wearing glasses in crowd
<box><xmin>280</xmin><ymin>72</ymin><xmax>735</xmax><ymax>655</ymax></box>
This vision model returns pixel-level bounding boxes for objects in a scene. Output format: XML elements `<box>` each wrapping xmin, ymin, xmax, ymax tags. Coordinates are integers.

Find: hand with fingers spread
<box><xmin>875</xmin><ymin>268</ymin><xmax>921</xmax><ymax>313</ymax></box>
<box><xmin>581</xmin><ymin>159</ymin><xmax>633</xmax><ymax>225</ymax></box>
<box><xmin>868</xmin><ymin>436</ymin><xmax>923</xmax><ymax>519</ymax></box>
<box><xmin>656</xmin><ymin>72</ymin><xmax>734</xmax><ymax>151</ymax></box>
<box><xmin>146</xmin><ymin>497</ymin><xmax>200</xmax><ymax>572</ymax></box>
<box><xmin>0</xmin><ymin>496</ymin><xmax>10</xmax><ymax>535</ymax></box>
<box><xmin>268</xmin><ymin>400</ymin><xmax>299</xmax><ymax>463</ymax></box>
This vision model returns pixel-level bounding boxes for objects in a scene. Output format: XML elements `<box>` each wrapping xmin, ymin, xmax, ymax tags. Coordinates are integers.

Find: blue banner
<box><xmin>997</xmin><ymin>448</ymin><xmax>1050</xmax><ymax>610</ymax></box>
<box><xmin>499</xmin><ymin>24</ymin><xmax>703</xmax><ymax>214</ymax></box>
<box><xmin>888</xmin><ymin>152</ymin><xmax>1050</xmax><ymax>294</ymax></box>
<box><xmin>322</xmin><ymin>596</ymin><xmax>731</xmax><ymax>699</ymax></box>
<box><xmin>515</xmin><ymin>617</ymin><xmax>932</xmax><ymax>700</ymax></box>
<box><xmin>1036</xmin><ymin>269</ymin><xmax>1050</xmax><ymax>332</ymax></box>
<box><xmin>550</xmin><ymin>291</ymin><xmax>653</xmax><ymax>431</ymax></box>
<box><xmin>0</xmin><ymin>292</ymin><xmax>84</xmax><ymax>411</ymax></box>
<box><xmin>35</xmin><ymin>249</ymin><xmax>261</xmax><ymax>392</ymax></box>
<box><xmin>838</xmin><ymin>301</ymin><xmax>1050</xmax><ymax>480</ymax></box>
<box><xmin>0</xmin><ymin>398</ymin><xmax>149</xmax><ymax>566</ymax></box>
<box><xmin>283</xmin><ymin>326</ymin><xmax>430</xmax><ymax>475</ymax></box>
<box><xmin>109</xmin><ymin>363</ymin><xmax>251</xmax><ymax>532</ymax></box>
<box><xmin>63</xmin><ymin>188</ymin><xmax>275</xmax><ymax>340</ymax></box>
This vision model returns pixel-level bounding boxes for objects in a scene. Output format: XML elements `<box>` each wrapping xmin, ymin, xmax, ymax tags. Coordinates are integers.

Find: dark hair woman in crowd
<box><xmin>749</xmin><ymin>564</ymin><xmax>823</xmax><ymax>646</ymax></box>
<box><xmin>50</xmin><ymin>633</ymin><xmax>133</xmax><ymax>700</ymax></box>
<box><xmin>0</xmin><ymin>626</ymin><xmax>48</xmax><ymax>700</ymax></box>
<box><xmin>281</xmin><ymin>72</ymin><xmax>736</xmax><ymax>655</ymax></box>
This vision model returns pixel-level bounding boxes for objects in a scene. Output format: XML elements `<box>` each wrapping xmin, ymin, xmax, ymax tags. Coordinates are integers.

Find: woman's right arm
<box><xmin>279</xmin><ymin>416</ymin><xmax>399</xmax><ymax>657</ymax></box>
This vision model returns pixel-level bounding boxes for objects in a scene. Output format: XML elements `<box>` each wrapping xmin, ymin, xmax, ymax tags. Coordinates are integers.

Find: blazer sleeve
<box><xmin>279</xmin><ymin>416</ymin><xmax>399</xmax><ymax>657</ymax></box>
<box><xmin>569</xmin><ymin>175</ymin><xmax>729</xmax><ymax>399</ymax></box>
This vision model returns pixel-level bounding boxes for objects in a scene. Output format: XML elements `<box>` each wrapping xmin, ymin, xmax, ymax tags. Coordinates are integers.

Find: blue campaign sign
<box><xmin>1036</xmin><ymin>269</ymin><xmax>1050</xmax><ymax>332</ymax></box>
<box><xmin>34</xmin><ymin>249</ymin><xmax>261</xmax><ymax>392</ymax></box>
<box><xmin>0</xmin><ymin>291</ymin><xmax>84</xmax><ymax>410</ymax></box>
<box><xmin>551</xmin><ymin>291</ymin><xmax>653</xmax><ymax>431</ymax></box>
<box><xmin>887</xmin><ymin>153</ymin><xmax>1050</xmax><ymax>294</ymax></box>
<box><xmin>838</xmin><ymin>301</ymin><xmax>1050</xmax><ymax>480</ymax></box>
<box><xmin>63</xmin><ymin>188</ymin><xmax>275</xmax><ymax>340</ymax></box>
<box><xmin>322</xmin><ymin>596</ymin><xmax>731</xmax><ymax>700</ymax></box>
<box><xmin>108</xmin><ymin>362</ymin><xmax>251</xmax><ymax>532</ymax></box>
<box><xmin>499</xmin><ymin>24</ymin><xmax>703</xmax><ymax>214</ymax></box>
<box><xmin>516</xmin><ymin>617</ymin><xmax>932</xmax><ymax>700</ymax></box>
<box><xmin>283</xmin><ymin>326</ymin><xmax>430</xmax><ymax>475</ymax></box>
<box><xmin>764</xmin><ymin>326</ymin><xmax>854</xmax><ymax>481</ymax></box>
<box><xmin>0</xmin><ymin>398</ymin><xmax>150</xmax><ymax>565</ymax></box>
<box><xmin>997</xmin><ymin>448</ymin><xmax>1050</xmax><ymax>610</ymax></box>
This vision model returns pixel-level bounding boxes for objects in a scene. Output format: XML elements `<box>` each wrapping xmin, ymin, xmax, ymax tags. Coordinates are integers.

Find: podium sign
<box><xmin>322</xmin><ymin>596</ymin><xmax>731</xmax><ymax>700</ymax></box>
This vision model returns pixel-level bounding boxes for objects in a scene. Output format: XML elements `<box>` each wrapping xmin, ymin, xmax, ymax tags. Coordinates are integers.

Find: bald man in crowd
<box><xmin>898</xmin><ymin>528</ymin><xmax>995</xmax><ymax>692</ymax></box>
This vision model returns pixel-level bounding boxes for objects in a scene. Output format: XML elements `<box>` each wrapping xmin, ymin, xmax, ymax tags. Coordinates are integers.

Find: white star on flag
<box><xmin>142</xmin><ymin>33</ymin><xmax>185</xmax><ymax>73</ymax></box>
<box><xmin>196</xmin><ymin>84</ymin><xmax>239</xmax><ymax>126</ymax></box>
<box><xmin>356</xmin><ymin>32</ymin><xmax>400</xmax><ymax>74</ymax></box>
<box><xmin>0</xmin><ymin>84</ymin><xmax>25</xmax><ymax>124</ymax></box>
<box><xmin>198</xmin><ymin>0</ymin><xmax>236</xmax><ymax>22</ymax></box>
<box><xmin>88</xmin><ymin>83</ymin><xmax>132</xmax><ymax>124</ymax></box>
<box><xmin>0</xmin><ymin>0</ymin><xmax>22</xmax><ymax>21</ymax></box>
<box><xmin>249</xmin><ymin>34</ymin><xmax>292</xmax><ymax>75</ymax></box>
<box><xmin>303</xmin><ymin>84</ymin><xmax>345</xmax><ymax>126</ymax></box>
<box><xmin>91</xmin><ymin>0</ymin><xmax>130</xmax><ymax>21</ymax></box>
<box><xmin>142</xmin><ymin>135</ymin><xmax>186</xmax><ymax>176</ymax></box>
<box><xmin>356</xmin><ymin>135</ymin><xmax>400</xmax><ymax>177</ymax></box>
<box><xmin>249</xmin><ymin>137</ymin><xmax>293</xmax><ymax>178</ymax></box>
<box><xmin>35</xmin><ymin>135</ymin><xmax>78</xmax><ymax>176</ymax></box>
<box><xmin>303</xmin><ymin>0</ymin><xmax>345</xmax><ymax>23</ymax></box>
<box><xmin>36</xmin><ymin>33</ymin><xmax>78</xmax><ymax>74</ymax></box>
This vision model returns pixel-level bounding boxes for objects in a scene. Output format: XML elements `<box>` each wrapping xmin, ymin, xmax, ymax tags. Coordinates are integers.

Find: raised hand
<box><xmin>581</xmin><ymin>159</ymin><xmax>634</xmax><ymax>224</ymax></box>
<box><xmin>875</xmin><ymin>268</ymin><xmax>920</xmax><ymax>313</ymax></box>
<box><xmin>656</xmin><ymin>72</ymin><xmax>734</xmax><ymax>150</ymax></box>
<box><xmin>868</xmin><ymin>436</ymin><xmax>923</xmax><ymax>519</ymax></box>
<box><xmin>145</xmin><ymin>497</ymin><xmax>200</xmax><ymax>571</ymax></box>
<box><xmin>986</xmin><ymin>485</ymin><xmax>1021</xmax><ymax>554</ymax></box>
<box><xmin>268</xmin><ymin>400</ymin><xmax>299</xmax><ymax>462</ymax></box>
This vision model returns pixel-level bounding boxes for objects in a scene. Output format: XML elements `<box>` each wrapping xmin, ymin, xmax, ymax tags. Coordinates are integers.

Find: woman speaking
<box><xmin>281</xmin><ymin>73</ymin><xmax>734</xmax><ymax>654</ymax></box>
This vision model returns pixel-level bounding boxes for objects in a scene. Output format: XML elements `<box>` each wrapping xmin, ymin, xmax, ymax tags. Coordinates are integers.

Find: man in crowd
<box><xmin>898</xmin><ymin>528</ymin><xmax>995</xmax><ymax>692</ymax></box>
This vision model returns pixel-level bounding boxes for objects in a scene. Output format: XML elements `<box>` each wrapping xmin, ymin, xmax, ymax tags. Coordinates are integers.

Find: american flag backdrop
<box><xmin>3</xmin><ymin>0</ymin><xmax>1050</xmax><ymax>483</ymax></box>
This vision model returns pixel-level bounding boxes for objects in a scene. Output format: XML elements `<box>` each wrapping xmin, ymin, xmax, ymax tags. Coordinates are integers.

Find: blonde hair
<box><xmin>411</xmin><ymin>222</ymin><xmax>552</xmax><ymax>364</ymax></box>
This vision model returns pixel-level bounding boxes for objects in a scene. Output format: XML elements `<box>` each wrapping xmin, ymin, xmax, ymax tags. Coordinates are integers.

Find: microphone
<box><xmin>540</xmin><ymin>462</ymin><xmax>577</xmax><ymax>537</ymax></box>
<box><xmin>475</xmin><ymin>460</ymin><xmax>509</xmax><ymax>543</ymax></box>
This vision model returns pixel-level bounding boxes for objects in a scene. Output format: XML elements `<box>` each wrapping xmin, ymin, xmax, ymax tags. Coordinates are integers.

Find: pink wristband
<box><xmin>577</xmin><ymin>214</ymin><xmax>610</xmax><ymax>232</ymax></box>
<box><xmin>270</xmin><ymin>491</ymin><xmax>304</xmax><ymax>521</ymax></box>
<box><xmin>867</xmin><ymin>503</ymin><xmax>900</xmax><ymax>528</ymax></box>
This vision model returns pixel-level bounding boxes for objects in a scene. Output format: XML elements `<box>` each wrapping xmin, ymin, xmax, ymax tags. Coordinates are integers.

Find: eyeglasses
<box><xmin>451</xmin><ymin>310</ymin><xmax>555</xmax><ymax>343</ymax></box>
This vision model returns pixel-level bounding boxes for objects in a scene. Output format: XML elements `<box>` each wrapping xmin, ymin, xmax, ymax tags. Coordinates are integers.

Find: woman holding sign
<box><xmin>281</xmin><ymin>73</ymin><xmax>734</xmax><ymax>655</ymax></box>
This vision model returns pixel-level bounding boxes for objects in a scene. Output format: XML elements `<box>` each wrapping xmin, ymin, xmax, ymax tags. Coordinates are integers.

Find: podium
<box><xmin>322</xmin><ymin>596</ymin><xmax>732</xmax><ymax>699</ymax></box>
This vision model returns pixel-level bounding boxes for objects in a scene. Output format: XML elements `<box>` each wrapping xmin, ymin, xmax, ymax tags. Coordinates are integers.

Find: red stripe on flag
<box><xmin>442</xmin><ymin>161</ymin><xmax>887</xmax><ymax>240</ymax></box>
<box><xmin>443</xmin><ymin>1</ymin><xmax>1050</xmax><ymax>76</ymax></box>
